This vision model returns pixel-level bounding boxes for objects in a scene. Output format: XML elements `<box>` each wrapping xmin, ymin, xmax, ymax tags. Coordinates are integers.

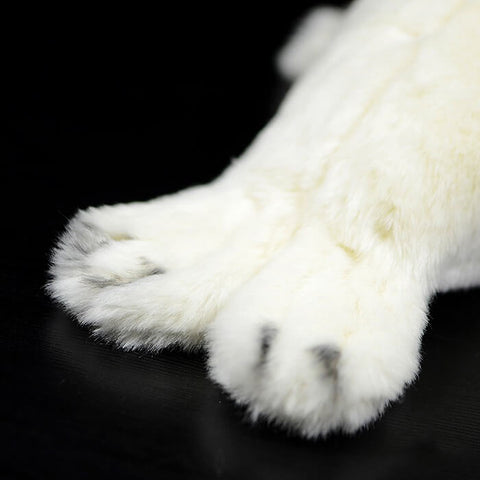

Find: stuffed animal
<box><xmin>48</xmin><ymin>0</ymin><xmax>480</xmax><ymax>438</ymax></box>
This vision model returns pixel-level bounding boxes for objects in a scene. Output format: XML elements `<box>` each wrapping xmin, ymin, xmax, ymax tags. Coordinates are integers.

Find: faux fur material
<box><xmin>48</xmin><ymin>0</ymin><xmax>480</xmax><ymax>438</ymax></box>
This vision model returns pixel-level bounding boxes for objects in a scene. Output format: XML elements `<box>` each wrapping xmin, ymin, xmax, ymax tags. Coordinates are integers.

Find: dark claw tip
<box><xmin>140</xmin><ymin>257</ymin><xmax>166</xmax><ymax>276</ymax></box>
<box><xmin>258</xmin><ymin>324</ymin><xmax>278</xmax><ymax>366</ymax></box>
<box><xmin>311</xmin><ymin>345</ymin><xmax>341</xmax><ymax>377</ymax></box>
<box><xmin>148</xmin><ymin>267</ymin><xmax>165</xmax><ymax>276</ymax></box>
<box><xmin>83</xmin><ymin>275</ymin><xmax>123</xmax><ymax>288</ymax></box>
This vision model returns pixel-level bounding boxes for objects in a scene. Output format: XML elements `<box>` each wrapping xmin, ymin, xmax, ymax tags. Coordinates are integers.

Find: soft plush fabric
<box><xmin>48</xmin><ymin>0</ymin><xmax>480</xmax><ymax>438</ymax></box>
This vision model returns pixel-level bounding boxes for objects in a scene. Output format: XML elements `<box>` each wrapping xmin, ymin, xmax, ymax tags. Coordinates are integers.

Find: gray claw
<box><xmin>258</xmin><ymin>324</ymin><xmax>278</xmax><ymax>367</ymax></box>
<box><xmin>311</xmin><ymin>345</ymin><xmax>341</xmax><ymax>379</ymax></box>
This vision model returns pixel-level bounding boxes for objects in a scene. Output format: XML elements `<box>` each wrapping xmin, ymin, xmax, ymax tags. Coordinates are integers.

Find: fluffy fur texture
<box><xmin>48</xmin><ymin>0</ymin><xmax>480</xmax><ymax>438</ymax></box>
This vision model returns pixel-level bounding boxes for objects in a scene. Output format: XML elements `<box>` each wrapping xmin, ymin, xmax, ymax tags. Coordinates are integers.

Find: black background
<box><xmin>3</xmin><ymin>1</ymin><xmax>480</xmax><ymax>479</ymax></box>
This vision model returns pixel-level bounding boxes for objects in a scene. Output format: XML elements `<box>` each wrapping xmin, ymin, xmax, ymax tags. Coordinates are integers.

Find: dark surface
<box><xmin>3</xmin><ymin>2</ymin><xmax>480</xmax><ymax>478</ymax></box>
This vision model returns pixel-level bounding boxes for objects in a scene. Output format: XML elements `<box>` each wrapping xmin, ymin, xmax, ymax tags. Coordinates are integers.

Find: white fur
<box><xmin>276</xmin><ymin>7</ymin><xmax>344</xmax><ymax>81</ymax></box>
<box><xmin>48</xmin><ymin>0</ymin><xmax>480</xmax><ymax>438</ymax></box>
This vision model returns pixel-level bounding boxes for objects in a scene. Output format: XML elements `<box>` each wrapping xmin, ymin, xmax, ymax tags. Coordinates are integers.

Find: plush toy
<box><xmin>48</xmin><ymin>0</ymin><xmax>480</xmax><ymax>438</ymax></box>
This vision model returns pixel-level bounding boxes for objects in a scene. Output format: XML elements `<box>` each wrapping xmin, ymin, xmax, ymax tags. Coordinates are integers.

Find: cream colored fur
<box><xmin>48</xmin><ymin>0</ymin><xmax>480</xmax><ymax>438</ymax></box>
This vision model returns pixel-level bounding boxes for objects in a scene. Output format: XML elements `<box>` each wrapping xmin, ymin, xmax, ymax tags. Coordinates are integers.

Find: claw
<box><xmin>258</xmin><ymin>324</ymin><xmax>278</xmax><ymax>367</ymax></box>
<box><xmin>311</xmin><ymin>345</ymin><xmax>341</xmax><ymax>379</ymax></box>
